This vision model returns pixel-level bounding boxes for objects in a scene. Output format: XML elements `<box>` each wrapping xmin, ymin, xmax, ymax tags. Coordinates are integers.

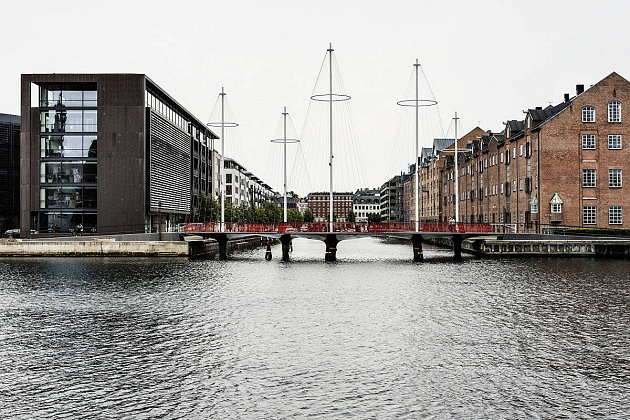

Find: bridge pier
<box><xmin>452</xmin><ymin>235</ymin><xmax>463</xmax><ymax>262</ymax></box>
<box><xmin>411</xmin><ymin>234</ymin><xmax>424</xmax><ymax>262</ymax></box>
<box><xmin>265</xmin><ymin>241</ymin><xmax>272</xmax><ymax>261</ymax></box>
<box><xmin>324</xmin><ymin>235</ymin><xmax>339</xmax><ymax>262</ymax></box>
<box><xmin>216</xmin><ymin>234</ymin><xmax>228</xmax><ymax>260</ymax></box>
<box><xmin>280</xmin><ymin>234</ymin><xmax>292</xmax><ymax>262</ymax></box>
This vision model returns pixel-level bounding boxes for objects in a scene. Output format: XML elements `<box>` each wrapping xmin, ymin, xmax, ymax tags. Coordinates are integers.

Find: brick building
<box><xmin>306</xmin><ymin>192</ymin><xmax>353</xmax><ymax>222</ymax></box>
<box><xmin>431</xmin><ymin>72</ymin><xmax>629</xmax><ymax>231</ymax></box>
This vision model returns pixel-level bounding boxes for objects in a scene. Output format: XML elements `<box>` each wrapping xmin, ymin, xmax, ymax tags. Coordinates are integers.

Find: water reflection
<box><xmin>0</xmin><ymin>238</ymin><xmax>627</xmax><ymax>418</ymax></box>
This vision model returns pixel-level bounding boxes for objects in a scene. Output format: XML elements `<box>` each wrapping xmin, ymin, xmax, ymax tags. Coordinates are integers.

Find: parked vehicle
<box><xmin>4</xmin><ymin>228</ymin><xmax>20</xmax><ymax>238</ymax></box>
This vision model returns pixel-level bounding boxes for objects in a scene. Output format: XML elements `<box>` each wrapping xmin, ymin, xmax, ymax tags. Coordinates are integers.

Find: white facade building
<box><xmin>353</xmin><ymin>188</ymin><xmax>381</xmax><ymax>222</ymax></box>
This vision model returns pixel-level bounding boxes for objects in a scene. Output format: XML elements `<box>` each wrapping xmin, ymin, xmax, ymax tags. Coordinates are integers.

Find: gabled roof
<box><xmin>433</xmin><ymin>138</ymin><xmax>455</xmax><ymax>153</ymax></box>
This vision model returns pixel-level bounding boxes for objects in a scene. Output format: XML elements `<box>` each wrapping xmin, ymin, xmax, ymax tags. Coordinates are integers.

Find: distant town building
<box><xmin>352</xmin><ymin>188</ymin><xmax>380</xmax><ymax>221</ymax></box>
<box><xmin>224</xmin><ymin>158</ymin><xmax>276</xmax><ymax>208</ymax></box>
<box><xmin>307</xmin><ymin>192</ymin><xmax>353</xmax><ymax>222</ymax></box>
<box><xmin>0</xmin><ymin>113</ymin><xmax>20</xmax><ymax>233</ymax></box>
<box><xmin>21</xmin><ymin>74</ymin><xmax>219</xmax><ymax>235</ymax></box>
<box><xmin>274</xmin><ymin>191</ymin><xmax>299</xmax><ymax>210</ymax></box>
<box><xmin>296</xmin><ymin>198</ymin><xmax>309</xmax><ymax>213</ymax></box>
<box><xmin>379</xmin><ymin>174</ymin><xmax>408</xmax><ymax>222</ymax></box>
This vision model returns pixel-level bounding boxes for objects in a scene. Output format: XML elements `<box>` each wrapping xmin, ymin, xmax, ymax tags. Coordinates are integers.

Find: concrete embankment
<box><xmin>0</xmin><ymin>235</ymin><xmax>268</xmax><ymax>258</ymax></box>
<box><xmin>426</xmin><ymin>235</ymin><xmax>630</xmax><ymax>258</ymax></box>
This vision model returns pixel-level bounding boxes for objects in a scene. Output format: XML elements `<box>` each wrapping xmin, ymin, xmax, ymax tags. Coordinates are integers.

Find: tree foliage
<box><xmin>346</xmin><ymin>210</ymin><xmax>356</xmax><ymax>222</ymax></box>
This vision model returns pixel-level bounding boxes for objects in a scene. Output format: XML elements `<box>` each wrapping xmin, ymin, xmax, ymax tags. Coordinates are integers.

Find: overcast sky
<box><xmin>2</xmin><ymin>0</ymin><xmax>629</xmax><ymax>194</ymax></box>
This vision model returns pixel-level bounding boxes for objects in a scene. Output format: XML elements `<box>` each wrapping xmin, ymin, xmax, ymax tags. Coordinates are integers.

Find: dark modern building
<box><xmin>21</xmin><ymin>74</ymin><xmax>219</xmax><ymax>235</ymax></box>
<box><xmin>0</xmin><ymin>113</ymin><xmax>20</xmax><ymax>233</ymax></box>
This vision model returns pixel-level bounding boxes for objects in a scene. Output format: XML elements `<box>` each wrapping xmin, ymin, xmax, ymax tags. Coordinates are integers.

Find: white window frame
<box><xmin>581</xmin><ymin>134</ymin><xmax>596</xmax><ymax>150</ymax></box>
<box><xmin>608</xmin><ymin>101</ymin><xmax>621</xmax><ymax>123</ymax></box>
<box><xmin>582</xmin><ymin>206</ymin><xmax>597</xmax><ymax>225</ymax></box>
<box><xmin>500</xmin><ymin>183</ymin><xmax>504</xmax><ymax>194</ymax></box>
<box><xmin>512</xmin><ymin>148</ymin><xmax>516</xmax><ymax>158</ymax></box>
<box><xmin>551</xmin><ymin>203</ymin><xmax>562</xmax><ymax>214</ymax></box>
<box><xmin>609</xmin><ymin>205</ymin><xmax>623</xmax><ymax>225</ymax></box>
<box><xmin>608</xmin><ymin>168</ymin><xmax>623</xmax><ymax>188</ymax></box>
<box><xmin>582</xmin><ymin>106</ymin><xmax>596</xmax><ymax>123</ymax></box>
<box><xmin>519</xmin><ymin>145</ymin><xmax>524</xmax><ymax>156</ymax></box>
<box><xmin>582</xmin><ymin>169</ymin><xmax>596</xmax><ymax>188</ymax></box>
<box><xmin>608</xmin><ymin>134</ymin><xmax>622</xmax><ymax>150</ymax></box>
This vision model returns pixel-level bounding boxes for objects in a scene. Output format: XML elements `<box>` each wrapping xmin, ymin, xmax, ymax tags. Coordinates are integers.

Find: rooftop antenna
<box><xmin>310</xmin><ymin>43</ymin><xmax>351</xmax><ymax>232</ymax></box>
<box><xmin>270</xmin><ymin>106</ymin><xmax>300</xmax><ymax>222</ymax></box>
<box><xmin>207</xmin><ymin>87</ymin><xmax>239</xmax><ymax>232</ymax></box>
<box><xmin>397</xmin><ymin>59</ymin><xmax>437</xmax><ymax>232</ymax></box>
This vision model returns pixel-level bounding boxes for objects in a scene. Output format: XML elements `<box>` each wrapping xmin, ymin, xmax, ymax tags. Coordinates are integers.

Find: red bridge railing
<box><xmin>183</xmin><ymin>222</ymin><xmax>492</xmax><ymax>234</ymax></box>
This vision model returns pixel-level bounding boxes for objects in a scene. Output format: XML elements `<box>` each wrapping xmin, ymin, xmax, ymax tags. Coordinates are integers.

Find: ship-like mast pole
<box><xmin>414</xmin><ymin>59</ymin><xmax>420</xmax><ymax>232</ymax></box>
<box><xmin>283</xmin><ymin>106</ymin><xmax>288</xmax><ymax>223</ymax></box>
<box><xmin>328</xmin><ymin>43</ymin><xmax>334</xmax><ymax>232</ymax></box>
<box><xmin>454</xmin><ymin>112</ymin><xmax>460</xmax><ymax>223</ymax></box>
<box><xmin>220</xmin><ymin>87</ymin><xmax>226</xmax><ymax>232</ymax></box>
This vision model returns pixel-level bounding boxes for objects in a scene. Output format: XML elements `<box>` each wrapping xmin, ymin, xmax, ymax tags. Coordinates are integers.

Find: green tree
<box><xmin>193</xmin><ymin>194</ymin><xmax>219</xmax><ymax>222</ymax></box>
<box><xmin>303</xmin><ymin>209</ymin><xmax>314</xmax><ymax>222</ymax></box>
<box><xmin>347</xmin><ymin>210</ymin><xmax>356</xmax><ymax>222</ymax></box>
<box><xmin>287</xmin><ymin>208</ymin><xmax>304</xmax><ymax>223</ymax></box>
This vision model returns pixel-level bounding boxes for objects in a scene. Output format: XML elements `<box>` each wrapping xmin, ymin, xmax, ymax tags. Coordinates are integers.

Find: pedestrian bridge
<box><xmin>183</xmin><ymin>222</ymin><xmax>494</xmax><ymax>261</ymax></box>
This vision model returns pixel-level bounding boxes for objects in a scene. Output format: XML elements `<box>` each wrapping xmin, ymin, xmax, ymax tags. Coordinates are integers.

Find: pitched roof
<box><xmin>433</xmin><ymin>138</ymin><xmax>455</xmax><ymax>152</ymax></box>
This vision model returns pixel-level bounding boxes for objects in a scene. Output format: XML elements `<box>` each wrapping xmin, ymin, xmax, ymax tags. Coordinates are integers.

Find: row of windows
<box><xmin>581</xmin><ymin>101</ymin><xmax>622</xmax><ymax>123</ymax></box>
<box><xmin>146</xmin><ymin>90</ymin><xmax>189</xmax><ymax>131</ymax></box>
<box><xmin>582</xmin><ymin>169</ymin><xmax>623</xmax><ymax>187</ymax></box>
<box><xmin>40</xmin><ymin>161</ymin><xmax>97</xmax><ymax>184</ymax></box>
<box><xmin>40</xmin><ymin>110</ymin><xmax>98</xmax><ymax>133</ymax></box>
<box><xmin>39</xmin><ymin>89</ymin><xmax>97</xmax><ymax>108</ymax></box>
<box><xmin>40</xmin><ymin>135</ymin><xmax>97</xmax><ymax>158</ymax></box>
<box><xmin>582</xmin><ymin>205</ymin><xmax>623</xmax><ymax>225</ymax></box>
<box><xmin>40</xmin><ymin>187</ymin><xmax>97</xmax><ymax>209</ymax></box>
<box><xmin>581</xmin><ymin>134</ymin><xmax>623</xmax><ymax>150</ymax></box>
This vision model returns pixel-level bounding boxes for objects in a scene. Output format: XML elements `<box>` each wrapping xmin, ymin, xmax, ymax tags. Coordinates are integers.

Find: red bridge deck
<box><xmin>183</xmin><ymin>222</ymin><xmax>492</xmax><ymax>234</ymax></box>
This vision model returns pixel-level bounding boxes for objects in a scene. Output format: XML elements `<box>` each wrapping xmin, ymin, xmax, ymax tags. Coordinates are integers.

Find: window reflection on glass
<box><xmin>40</xmin><ymin>110</ymin><xmax>97</xmax><ymax>133</ymax></box>
<box><xmin>39</xmin><ymin>88</ymin><xmax>97</xmax><ymax>107</ymax></box>
<box><xmin>41</xmin><ymin>187</ymin><xmax>82</xmax><ymax>209</ymax></box>
<box><xmin>39</xmin><ymin>161</ymin><xmax>97</xmax><ymax>184</ymax></box>
<box><xmin>38</xmin><ymin>211</ymin><xmax>98</xmax><ymax>233</ymax></box>
<box><xmin>41</xmin><ymin>135</ymin><xmax>97</xmax><ymax>158</ymax></box>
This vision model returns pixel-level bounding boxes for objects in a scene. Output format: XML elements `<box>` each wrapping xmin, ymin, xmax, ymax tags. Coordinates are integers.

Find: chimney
<box><xmin>564</xmin><ymin>93</ymin><xmax>570</xmax><ymax>103</ymax></box>
<box><xmin>576</xmin><ymin>84</ymin><xmax>584</xmax><ymax>95</ymax></box>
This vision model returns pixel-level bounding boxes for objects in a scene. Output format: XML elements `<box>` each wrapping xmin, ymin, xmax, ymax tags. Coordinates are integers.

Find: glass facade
<box><xmin>37</xmin><ymin>86</ymin><xmax>98</xmax><ymax>233</ymax></box>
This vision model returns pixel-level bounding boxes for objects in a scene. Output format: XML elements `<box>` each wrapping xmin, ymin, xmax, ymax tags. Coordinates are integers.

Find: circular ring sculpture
<box><xmin>270</xmin><ymin>138</ymin><xmax>300</xmax><ymax>143</ymax></box>
<box><xmin>396</xmin><ymin>99</ymin><xmax>438</xmax><ymax>107</ymax></box>
<box><xmin>207</xmin><ymin>122</ymin><xmax>239</xmax><ymax>128</ymax></box>
<box><xmin>310</xmin><ymin>93</ymin><xmax>352</xmax><ymax>102</ymax></box>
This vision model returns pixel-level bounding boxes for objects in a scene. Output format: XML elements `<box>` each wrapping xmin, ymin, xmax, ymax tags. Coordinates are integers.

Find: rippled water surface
<box><xmin>0</xmin><ymin>238</ymin><xmax>628</xmax><ymax>419</ymax></box>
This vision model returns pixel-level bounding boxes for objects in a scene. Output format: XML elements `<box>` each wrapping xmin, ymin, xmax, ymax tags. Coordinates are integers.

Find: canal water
<box><xmin>0</xmin><ymin>238</ymin><xmax>628</xmax><ymax>419</ymax></box>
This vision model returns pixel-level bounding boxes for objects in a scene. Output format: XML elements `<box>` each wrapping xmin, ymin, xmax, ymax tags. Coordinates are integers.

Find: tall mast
<box><xmin>270</xmin><ymin>107</ymin><xmax>299</xmax><ymax>223</ymax></box>
<box><xmin>207</xmin><ymin>87</ymin><xmax>238</xmax><ymax>232</ymax></box>
<box><xmin>220</xmin><ymin>87</ymin><xmax>225</xmax><ymax>231</ymax></box>
<box><xmin>454</xmin><ymin>112</ymin><xmax>460</xmax><ymax>223</ymax></box>
<box><xmin>283</xmin><ymin>106</ymin><xmax>288</xmax><ymax>223</ymax></box>
<box><xmin>310</xmin><ymin>42</ymin><xmax>350</xmax><ymax>231</ymax></box>
<box><xmin>328</xmin><ymin>43</ymin><xmax>334</xmax><ymax>232</ymax></box>
<box><xmin>414</xmin><ymin>59</ymin><xmax>420</xmax><ymax>232</ymax></box>
<box><xmin>397</xmin><ymin>60</ymin><xmax>438</xmax><ymax>231</ymax></box>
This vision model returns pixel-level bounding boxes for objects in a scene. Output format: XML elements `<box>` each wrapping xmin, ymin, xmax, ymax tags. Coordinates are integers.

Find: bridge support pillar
<box><xmin>411</xmin><ymin>234</ymin><xmax>424</xmax><ymax>262</ymax></box>
<box><xmin>265</xmin><ymin>241</ymin><xmax>272</xmax><ymax>261</ymax></box>
<box><xmin>216</xmin><ymin>234</ymin><xmax>228</xmax><ymax>260</ymax></box>
<box><xmin>280</xmin><ymin>234</ymin><xmax>292</xmax><ymax>262</ymax></box>
<box><xmin>452</xmin><ymin>235</ymin><xmax>463</xmax><ymax>262</ymax></box>
<box><xmin>324</xmin><ymin>235</ymin><xmax>339</xmax><ymax>262</ymax></box>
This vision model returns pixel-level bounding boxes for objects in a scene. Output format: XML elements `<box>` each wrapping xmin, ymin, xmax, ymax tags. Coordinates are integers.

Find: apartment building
<box><xmin>224</xmin><ymin>157</ymin><xmax>276</xmax><ymax>208</ymax></box>
<box><xmin>306</xmin><ymin>192</ymin><xmax>353</xmax><ymax>222</ymax></box>
<box><xmin>436</xmin><ymin>72</ymin><xmax>629</xmax><ymax>231</ymax></box>
<box><xmin>352</xmin><ymin>188</ymin><xmax>380</xmax><ymax>222</ymax></box>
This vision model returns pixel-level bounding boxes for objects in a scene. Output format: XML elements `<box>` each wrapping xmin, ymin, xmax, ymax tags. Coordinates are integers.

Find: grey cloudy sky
<box><xmin>2</xmin><ymin>0</ymin><xmax>629</xmax><ymax>194</ymax></box>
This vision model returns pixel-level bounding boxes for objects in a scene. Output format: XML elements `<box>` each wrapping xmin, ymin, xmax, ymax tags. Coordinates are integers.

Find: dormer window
<box><xmin>550</xmin><ymin>193</ymin><xmax>564</xmax><ymax>213</ymax></box>
<box><xmin>608</xmin><ymin>101</ymin><xmax>621</xmax><ymax>122</ymax></box>
<box><xmin>526</xmin><ymin>115</ymin><xmax>532</xmax><ymax>128</ymax></box>
<box><xmin>582</xmin><ymin>106</ymin><xmax>595</xmax><ymax>123</ymax></box>
<box><xmin>506</xmin><ymin>125</ymin><xmax>511</xmax><ymax>138</ymax></box>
